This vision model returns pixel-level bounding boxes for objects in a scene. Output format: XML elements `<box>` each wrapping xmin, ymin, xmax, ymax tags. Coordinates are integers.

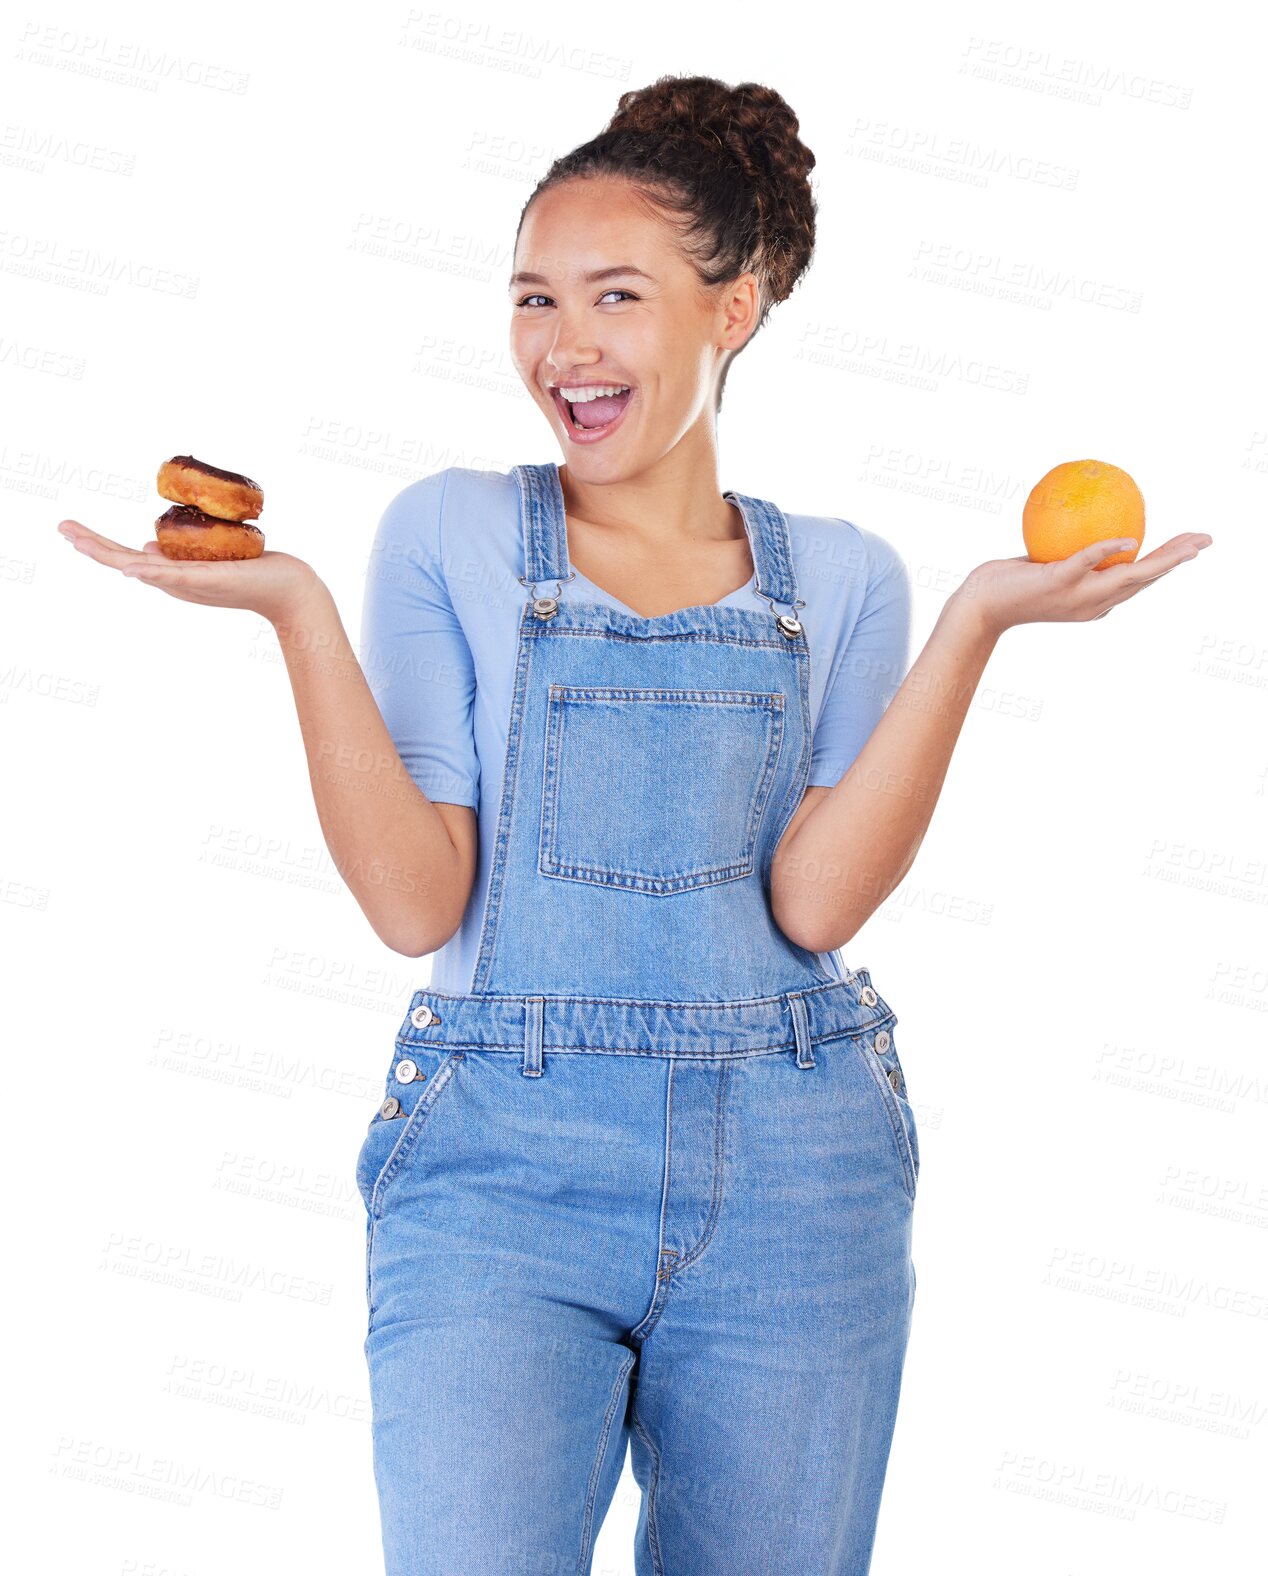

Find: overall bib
<box><xmin>356</xmin><ymin>462</ymin><xmax>919</xmax><ymax>1576</ymax></box>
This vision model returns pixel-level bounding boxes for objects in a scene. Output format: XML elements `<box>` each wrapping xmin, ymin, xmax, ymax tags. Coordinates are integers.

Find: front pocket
<box><xmin>538</xmin><ymin>685</ymin><xmax>785</xmax><ymax>896</ymax></box>
<box><xmin>852</xmin><ymin>1022</ymin><xmax>919</xmax><ymax>1201</ymax></box>
<box><xmin>356</xmin><ymin>1049</ymin><xmax>464</xmax><ymax>1219</ymax></box>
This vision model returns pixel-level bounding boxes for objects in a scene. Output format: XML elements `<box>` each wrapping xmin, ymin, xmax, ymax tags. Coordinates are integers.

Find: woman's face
<box><xmin>509</xmin><ymin>177</ymin><xmax>757</xmax><ymax>476</ymax></box>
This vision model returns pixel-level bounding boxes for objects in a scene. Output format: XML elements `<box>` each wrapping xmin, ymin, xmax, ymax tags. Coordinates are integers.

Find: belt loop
<box><xmin>787</xmin><ymin>992</ymin><xmax>814</xmax><ymax>1069</ymax></box>
<box><xmin>522</xmin><ymin>996</ymin><xmax>544</xmax><ymax>1078</ymax></box>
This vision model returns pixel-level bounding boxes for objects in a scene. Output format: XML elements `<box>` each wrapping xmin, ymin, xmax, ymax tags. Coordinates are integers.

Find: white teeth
<box><xmin>558</xmin><ymin>384</ymin><xmax>630</xmax><ymax>402</ymax></box>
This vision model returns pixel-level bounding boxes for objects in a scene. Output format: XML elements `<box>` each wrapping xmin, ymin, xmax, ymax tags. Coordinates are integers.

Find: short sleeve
<box><xmin>807</xmin><ymin>528</ymin><xmax>912</xmax><ymax>788</ymax></box>
<box><xmin>358</xmin><ymin>469</ymin><xmax>481</xmax><ymax>809</ymax></box>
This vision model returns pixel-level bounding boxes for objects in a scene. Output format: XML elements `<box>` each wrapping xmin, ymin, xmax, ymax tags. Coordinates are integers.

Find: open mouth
<box><xmin>551</xmin><ymin>386</ymin><xmax>634</xmax><ymax>441</ymax></box>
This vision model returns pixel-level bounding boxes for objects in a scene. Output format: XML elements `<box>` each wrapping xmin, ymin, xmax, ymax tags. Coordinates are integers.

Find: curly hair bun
<box><xmin>605</xmin><ymin>74</ymin><xmax>817</xmax><ymax>305</ymax></box>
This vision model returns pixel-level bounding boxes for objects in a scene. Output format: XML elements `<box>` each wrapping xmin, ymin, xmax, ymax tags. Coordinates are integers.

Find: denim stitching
<box><xmin>852</xmin><ymin>1036</ymin><xmax>917</xmax><ymax>1202</ymax></box>
<box><xmin>733</xmin><ymin>487</ymin><xmax>770</xmax><ymax>606</ymax></box>
<box><xmin>631</xmin><ymin>1413</ymin><xmax>666</xmax><ymax>1576</ymax></box>
<box><xmin>369</xmin><ymin>1051</ymin><xmax>463</xmax><ymax>1220</ymax></box>
<box><xmin>549</xmin><ymin>685</ymin><xmax>786</xmax><ymax>702</ymax></box>
<box><xmin>760</xmin><ymin>642</ymin><xmax>812</xmax><ymax>886</ymax></box>
<box><xmin>628</xmin><ymin>1253</ymin><xmax>677</xmax><ymax>1344</ymax></box>
<box><xmin>670</xmin><ymin>1059</ymin><xmax>732</xmax><ymax>1275</ymax></box>
<box><xmin>470</xmin><ymin>606</ymin><xmax>535</xmax><ymax>992</ymax></box>
<box><xmin>538</xmin><ymin>687</ymin><xmax>784</xmax><ymax>894</ymax></box>
<box><xmin>540</xmin><ymin>860</ymin><xmax>756</xmax><ymax>895</ymax></box>
<box><xmin>628</xmin><ymin>1064</ymin><xmax>678</xmax><ymax>1343</ymax></box>
<box><xmin>365</xmin><ymin>1052</ymin><xmax>465</xmax><ymax>1332</ymax></box>
<box><xmin>412</xmin><ymin>975</ymin><xmax>875</xmax><ymax>1011</ymax></box>
<box><xmin>576</xmin><ymin>1347</ymin><xmax>638</xmax><ymax>1575</ymax></box>
<box><xmin>394</xmin><ymin>1011</ymin><xmax>897</xmax><ymax>1061</ymax></box>
<box><xmin>526</xmin><ymin>624</ymin><xmax>794</xmax><ymax>651</ymax></box>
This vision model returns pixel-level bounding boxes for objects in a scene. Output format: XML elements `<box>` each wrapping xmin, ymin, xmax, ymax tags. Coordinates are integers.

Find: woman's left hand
<box><xmin>954</xmin><ymin>532</ymin><xmax>1214</xmax><ymax>638</ymax></box>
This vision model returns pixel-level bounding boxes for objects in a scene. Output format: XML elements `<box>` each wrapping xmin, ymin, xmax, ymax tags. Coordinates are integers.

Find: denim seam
<box><xmin>671</xmin><ymin>1060</ymin><xmax>732</xmax><ymax>1275</ymax></box>
<box><xmin>576</xmin><ymin>1347</ymin><xmax>638</xmax><ymax>1575</ymax></box>
<box><xmin>538</xmin><ymin>687</ymin><xmax>784</xmax><ymax>895</ymax></box>
<box><xmin>852</xmin><ymin>1036</ymin><xmax>917</xmax><ymax>1202</ymax></box>
<box><xmin>413</xmin><ymin>976</ymin><xmax>872</xmax><ymax>1011</ymax></box>
<box><xmin>394</xmin><ymin>1010</ymin><xmax>897</xmax><ymax>1060</ymax></box>
<box><xmin>525</xmin><ymin>624</ymin><xmax>794</xmax><ymax>652</ymax></box>
<box><xmin>760</xmin><ymin>643</ymin><xmax>812</xmax><ymax>893</ymax></box>
<box><xmin>539</xmin><ymin>860</ymin><xmax>756</xmax><ymax>895</ymax></box>
<box><xmin>629</xmin><ymin>1065</ymin><xmax>678</xmax><ymax>1342</ymax></box>
<box><xmin>547</xmin><ymin>685</ymin><xmax>786</xmax><ymax>703</ymax></box>
<box><xmin>368</xmin><ymin>1051</ymin><xmax>463</xmax><ymax>1222</ymax></box>
<box><xmin>629</xmin><ymin>1257</ymin><xmax>676</xmax><ymax>1344</ymax></box>
<box><xmin>631</xmin><ymin>1413</ymin><xmax>666</xmax><ymax>1576</ymax></box>
<box><xmin>470</xmin><ymin>606</ymin><xmax>535</xmax><ymax>991</ymax></box>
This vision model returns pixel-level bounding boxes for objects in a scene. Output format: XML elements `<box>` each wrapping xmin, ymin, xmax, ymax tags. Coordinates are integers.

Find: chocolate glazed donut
<box><xmin>155</xmin><ymin>503</ymin><xmax>265</xmax><ymax>561</ymax></box>
<box><xmin>157</xmin><ymin>455</ymin><xmax>264</xmax><ymax>522</ymax></box>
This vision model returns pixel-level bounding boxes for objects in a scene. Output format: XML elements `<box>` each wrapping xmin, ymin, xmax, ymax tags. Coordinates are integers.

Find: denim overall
<box><xmin>357</xmin><ymin>462</ymin><xmax>919</xmax><ymax>1576</ymax></box>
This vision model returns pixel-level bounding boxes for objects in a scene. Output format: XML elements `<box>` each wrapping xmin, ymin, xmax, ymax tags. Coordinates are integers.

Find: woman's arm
<box><xmin>771</xmin><ymin>591</ymin><xmax>994</xmax><ymax>953</ymax></box>
<box><xmin>55</xmin><ymin>522</ymin><xmax>477</xmax><ymax>958</ymax></box>
<box><xmin>271</xmin><ymin>581</ymin><xmax>477</xmax><ymax>957</ymax></box>
<box><xmin>771</xmin><ymin>530</ymin><xmax>1212</xmax><ymax>953</ymax></box>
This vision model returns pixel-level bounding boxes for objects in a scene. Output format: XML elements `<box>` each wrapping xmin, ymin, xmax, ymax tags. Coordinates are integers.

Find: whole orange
<box><xmin>1022</xmin><ymin>459</ymin><xmax>1145</xmax><ymax>568</ymax></box>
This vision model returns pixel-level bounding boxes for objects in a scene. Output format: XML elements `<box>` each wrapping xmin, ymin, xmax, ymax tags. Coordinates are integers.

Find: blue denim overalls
<box><xmin>357</xmin><ymin>462</ymin><xmax>919</xmax><ymax>1576</ymax></box>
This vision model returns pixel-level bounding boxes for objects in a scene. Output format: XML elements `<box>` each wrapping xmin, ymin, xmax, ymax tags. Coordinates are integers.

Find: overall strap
<box><xmin>512</xmin><ymin>462</ymin><xmax>804</xmax><ymax>634</ymax></box>
<box><xmin>512</xmin><ymin>462</ymin><xmax>570</xmax><ymax>589</ymax></box>
<box><xmin>723</xmin><ymin>489</ymin><xmax>802</xmax><ymax>613</ymax></box>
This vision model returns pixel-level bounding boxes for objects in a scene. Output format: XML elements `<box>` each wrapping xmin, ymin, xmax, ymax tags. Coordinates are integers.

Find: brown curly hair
<box><xmin>517</xmin><ymin>73</ymin><xmax>818</xmax><ymax>412</ymax></box>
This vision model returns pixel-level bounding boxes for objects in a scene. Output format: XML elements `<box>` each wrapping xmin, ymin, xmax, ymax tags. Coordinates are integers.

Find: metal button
<box><xmin>379</xmin><ymin>1096</ymin><xmax>402</xmax><ymax>1120</ymax></box>
<box><xmin>394</xmin><ymin>1058</ymin><xmax>420</xmax><ymax>1084</ymax></box>
<box><xmin>410</xmin><ymin>1003</ymin><xmax>438</xmax><ymax>1029</ymax></box>
<box><xmin>888</xmin><ymin>1068</ymin><xmax>902</xmax><ymax>1093</ymax></box>
<box><xmin>532</xmin><ymin>595</ymin><xmax>559</xmax><ymax>619</ymax></box>
<box><xmin>874</xmin><ymin>1029</ymin><xmax>891</xmax><ymax>1053</ymax></box>
<box><xmin>776</xmin><ymin>613</ymin><xmax>803</xmax><ymax>639</ymax></box>
<box><xmin>859</xmin><ymin>985</ymin><xmax>878</xmax><ymax>1007</ymax></box>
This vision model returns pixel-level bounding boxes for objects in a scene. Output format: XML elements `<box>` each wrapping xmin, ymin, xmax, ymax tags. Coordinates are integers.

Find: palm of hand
<box><xmin>57</xmin><ymin>519</ymin><xmax>322</xmax><ymax>624</ymax></box>
<box><xmin>963</xmin><ymin>531</ymin><xmax>1213</xmax><ymax>636</ymax></box>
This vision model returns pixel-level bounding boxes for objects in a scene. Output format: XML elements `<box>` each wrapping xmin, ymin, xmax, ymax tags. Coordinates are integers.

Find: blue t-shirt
<box><xmin>359</xmin><ymin>464</ymin><xmax>912</xmax><ymax>990</ymax></box>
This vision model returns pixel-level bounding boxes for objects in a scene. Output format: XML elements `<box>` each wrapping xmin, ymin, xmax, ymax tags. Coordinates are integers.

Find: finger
<box><xmin>121</xmin><ymin>557</ymin><xmax>203</xmax><ymax>581</ymax></box>
<box><xmin>59</xmin><ymin>519</ymin><xmax>154</xmax><ymax>570</ymax></box>
<box><xmin>118</xmin><ymin>559</ymin><xmax>216</xmax><ymax>600</ymax></box>
<box><xmin>1118</xmin><ymin>533</ymin><xmax>1209</xmax><ymax>570</ymax></box>
<box><xmin>1093</xmin><ymin>536</ymin><xmax>1206</xmax><ymax>592</ymax></box>
<box><xmin>1058</xmin><ymin>537</ymin><xmax>1141</xmax><ymax>576</ymax></box>
<box><xmin>1042</xmin><ymin>541</ymin><xmax>1133</xmax><ymax>601</ymax></box>
<box><xmin>59</xmin><ymin>519</ymin><xmax>139</xmax><ymax>553</ymax></box>
<box><xmin>120</xmin><ymin>557</ymin><xmax>238</xmax><ymax>598</ymax></box>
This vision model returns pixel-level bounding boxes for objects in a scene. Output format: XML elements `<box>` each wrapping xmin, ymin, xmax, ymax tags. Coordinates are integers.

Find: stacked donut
<box><xmin>155</xmin><ymin>455</ymin><xmax>265</xmax><ymax>560</ymax></box>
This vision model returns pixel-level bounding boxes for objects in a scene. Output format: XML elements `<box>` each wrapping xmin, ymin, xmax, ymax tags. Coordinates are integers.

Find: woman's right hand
<box><xmin>953</xmin><ymin>530</ymin><xmax>1214</xmax><ymax>640</ymax></box>
<box><xmin>57</xmin><ymin>518</ymin><xmax>325</xmax><ymax>626</ymax></box>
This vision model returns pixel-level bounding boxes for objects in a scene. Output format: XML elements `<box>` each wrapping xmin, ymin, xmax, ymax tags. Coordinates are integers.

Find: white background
<box><xmin>3</xmin><ymin>1</ymin><xmax>1265</xmax><ymax>1571</ymax></box>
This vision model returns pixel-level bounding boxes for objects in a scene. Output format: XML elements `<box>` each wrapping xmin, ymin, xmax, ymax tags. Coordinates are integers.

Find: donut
<box><xmin>155</xmin><ymin>504</ymin><xmax>265</xmax><ymax>561</ymax></box>
<box><xmin>157</xmin><ymin>455</ymin><xmax>263</xmax><ymax>522</ymax></box>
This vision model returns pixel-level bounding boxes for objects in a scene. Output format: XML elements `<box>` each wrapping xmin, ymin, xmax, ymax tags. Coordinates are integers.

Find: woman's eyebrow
<box><xmin>509</xmin><ymin>264</ymin><xmax>658</xmax><ymax>289</ymax></box>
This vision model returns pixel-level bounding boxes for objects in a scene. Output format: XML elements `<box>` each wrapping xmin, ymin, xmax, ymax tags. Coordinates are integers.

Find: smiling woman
<box><xmin>349</xmin><ymin>75</ymin><xmax>938</xmax><ymax>1576</ymax></box>
<box><xmin>55</xmin><ymin>63</ymin><xmax>1212</xmax><ymax>1576</ymax></box>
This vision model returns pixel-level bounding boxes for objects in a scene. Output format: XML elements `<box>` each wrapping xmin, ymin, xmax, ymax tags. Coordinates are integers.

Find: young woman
<box><xmin>59</xmin><ymin>73</ymin><xmax>1210</xmax><ymax>1576</ymax></box>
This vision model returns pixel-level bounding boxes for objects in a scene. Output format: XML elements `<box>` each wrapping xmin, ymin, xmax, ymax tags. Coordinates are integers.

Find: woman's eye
<box><xmin>514</xmin><ymin>290</ymin><xmax>638</xmax><ymax>309</ymax></box>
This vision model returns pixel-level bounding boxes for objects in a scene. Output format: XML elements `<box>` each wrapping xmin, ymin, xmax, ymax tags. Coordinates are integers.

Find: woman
<box><xmin>59</xmin><ymin>73</ymin><xmax>1210</xmax><ymax>1576</ymax></box>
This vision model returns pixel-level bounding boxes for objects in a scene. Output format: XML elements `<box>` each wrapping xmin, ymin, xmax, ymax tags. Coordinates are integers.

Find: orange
<box><xmin>1022</xmin><ymin>459</ymin><xmax>1144</xmax><ymax>569</ymax></box>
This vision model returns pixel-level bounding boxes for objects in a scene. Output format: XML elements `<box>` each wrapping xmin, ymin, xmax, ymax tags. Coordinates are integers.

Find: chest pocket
<box><xmin>538</xmin><ymin>685</ymin><xmax>785</xmax><ymax>897</ymax></box>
